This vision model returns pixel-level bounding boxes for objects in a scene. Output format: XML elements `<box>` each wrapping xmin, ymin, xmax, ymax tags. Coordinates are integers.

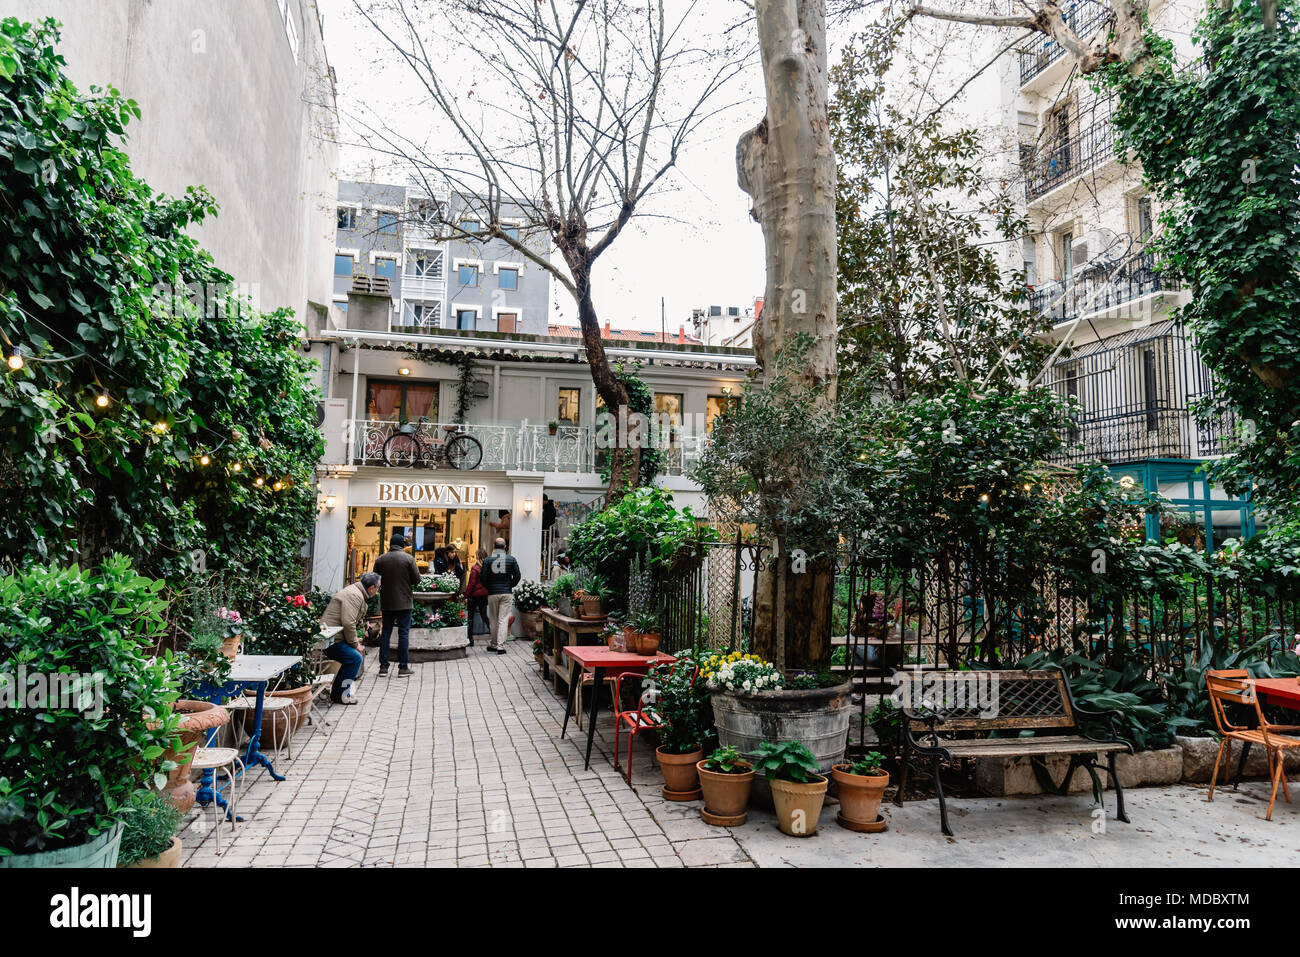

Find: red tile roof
<box><xmin>548</xmin><ymin>323</ymin><xmax>703</xmax><ymax>345</ymax></box>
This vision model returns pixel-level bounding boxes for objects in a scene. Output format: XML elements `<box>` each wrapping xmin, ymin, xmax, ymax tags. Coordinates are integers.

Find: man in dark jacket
<box><xmin>479</xmin><ymin>537</ymin><xmax>521</xmax><ymax>654</ymax></box>
<box><xmin>373</xmin><ymin>532</ymin><xmax>421</xmax><ymax>677</ymax></box>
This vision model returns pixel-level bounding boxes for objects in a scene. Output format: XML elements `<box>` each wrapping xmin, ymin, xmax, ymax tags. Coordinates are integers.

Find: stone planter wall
<box><xmin>974</xmin><ymin>738</ymin><xmax>1300</xmax><ymax>796</ymax></box>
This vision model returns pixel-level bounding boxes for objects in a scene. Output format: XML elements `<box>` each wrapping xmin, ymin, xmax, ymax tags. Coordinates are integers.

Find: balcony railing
<box><xmin>1029</xmin><ymin>253</ymin><xmax>1179</xmax><ymax>325</ymax></box>
<box><xmin>346</xmin><ymin>420</ymin><xmax>707</xmax><ymax>475</ymax></box>
<box><xmin>1042</xmin><ymin>321</ymin><xmax>1234</xmax><ymax>465</ymax></box>
<box><xmin>1018</xmin><ymin>1</ymin><xmax>1112</xmax><ymax>85</ymax></box>
<box><xmin>1023</xmin><ymin>117</ymin><xmax>1116</xmax><ymax>201</ymax></box>
<box><xmin>402</xmin><ymin>274</ymin><xmax>446</xmax><ymax>301</ymax></box>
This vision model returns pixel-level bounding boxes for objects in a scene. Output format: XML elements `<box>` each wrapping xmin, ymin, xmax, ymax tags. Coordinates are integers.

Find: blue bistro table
<box><xmin>196</xmin><ymin>654</ymin><xmax>305</xmax><ymax>819</ymax></box>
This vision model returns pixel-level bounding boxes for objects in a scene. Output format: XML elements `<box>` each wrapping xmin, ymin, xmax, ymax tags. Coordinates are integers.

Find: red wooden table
<box><xmin>560</xmin><ymin>646</ymin><xmax>676</xmax><ymax>770</ymax></box>
<box><xmin>1254</xmin><ymin>678</ymin><xmax>1300</xmax><ymax>710</ymax></box>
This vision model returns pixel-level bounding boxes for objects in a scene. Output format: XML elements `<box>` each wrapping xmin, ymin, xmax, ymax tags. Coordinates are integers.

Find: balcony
<box><xmin>1018</xmin><ymin>1</ymin><xmax>1113</xmax><ymax>87</ymax></box>
<box><xmin>1023</xmin><ymin>117</ymin><xmax>1116</xmax><ymax>202</ymax></box>
<box><xmin>1030</xmin><ymin>253</ymin><xmax>1180</xmax><ymax>325</ymax></box>
<box><xmin>1042</xmin><ymin>321</ymin><xmax>1233</xmax><ymax>465</ymax></box>
<box><xmin>402</xmin><ymin>274</ymin><xmax>445</xmax><ymax>302</ymax></box>
<box><xmin>345</xmin><ymin>420</ymin><xmax>705</xmax><ymax>475</ymax></box>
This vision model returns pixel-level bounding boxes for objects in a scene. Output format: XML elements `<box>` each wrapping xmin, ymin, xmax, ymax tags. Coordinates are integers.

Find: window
<box><xmin>377</xmin><ymin>212</ymin><xmax>398</xmax><ymax>235</ymax></box>
<box><xmin>337</xmin><ymin>207</ymin><xmax>356</xmax><ymax>230</ymax></box>
<box><xmin>1060</xmin><ymin>231</ymin><xmax>1074</xmax><ymax>284</ymax></box>
<box><xmin>653</xmin><ymin>393</ymin><xmax>684</xmax><ymax>449</ymax></box>
<box><xmin>503</xmin><ymin>224</ymin><xmax>520</xmax><ymax>241</ymax></box>
<box><xmin>1137</xmin><ymin>196</ymin><xmax>1154</xmax><ymax>244</ymax></box>
<box><xmin>557</xmin><ymin>388</ymin><xmax>580</xmax><ymax>425</ymax></box>
<box><xmin>334</xmin><ymin>254</ymin><xmax>355</xmax><ymax>277</ymax></box>
<box><xmin>496</xmin><ymin>312</ymin><xmax>518</xmax><ymax>334</ymax></box>
<box><xmin>1143</xmin><ymin>347</ymin><xmax>1160</xmax><ymax>432</ymax></box>
<box><xmin>455</xmin><ymin>309</ymin><xmax>478</xmax><ymax>331</ymax></box>
<box><xmin>706</xmin><ymin>395</ymin><xmax>731</xmax><ymax>434</ymax></box>
<box><xmin>498</xmin><ymin>267</ymin><xmax>518</xmax><ymax>291</ymax></box>
<box><xmin>366</xmin><ymin>381</ymin><xmax>439</xmax><ymax>424</ymax></box>
<box><xmin>459</xmin><ymin>219</ymin><xmax>479</xmax><ymax>237</ymax></box>
<box><xmin>457</xmin><ymin>263</ymin><xmax>479</xmax><ymax>287</ymax></box>
<box><xmin>406</xmin><ymin>249</ymin><xmax>443</xmax><ymax>279</ymax></box>
<box><xmin>1022</xmin><ymin>236</ymin><xmax>1037</xmax><ymax>285</ymax></box>
<box><xmin>375</xmin><ymin>258</ymin><xmax>397</xmax><ymax>281</ymax></box>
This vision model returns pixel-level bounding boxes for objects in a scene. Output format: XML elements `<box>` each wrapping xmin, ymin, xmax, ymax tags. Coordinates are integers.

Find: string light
<box><xmin>232</xmin><ymin>462</ymin><xmax>242</xmax><ymax>472</ymax></box>
<box><xmin>153</xmin><ymin>421</ymin><xmax>168</xmax><ymax>434</ymax></box>
<box><xmin>273</xmin><ymin>481</ymin><xmax>283</xmax><ymax>491</ymax></box>
<box><xmin>95</xmin><ymin>393</ymin><xmax>110</xmax><ymax>408</ymax></box>
<box><xmin>199</xmin><ymin>454</ymin><xmax>211</xmax><ymax>466</ymax></box>
<box><xmin>6</xmin><ymin>352</ymin><xmax>24</xmax><ymax>371</ymax></box>
<box><xmin>979</xmin><ymin>493</ymin><xmax>990</xmax><ymax>503</ymax></box>
<box><xmin>255</xmin><ymin>476</ymin><xmax>264</xmax><ymax>487</ymax></box>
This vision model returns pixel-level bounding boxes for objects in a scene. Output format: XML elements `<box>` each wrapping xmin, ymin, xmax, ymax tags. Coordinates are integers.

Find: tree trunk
<box><xmin>562</xmin><ymin>237</ymin><xmax>640</xmax><ymax>504</ymax></box>
<box><xmin>739</xmin><ymin>0</ymin><xmax>839</xmax><ymax>672</ymax></box>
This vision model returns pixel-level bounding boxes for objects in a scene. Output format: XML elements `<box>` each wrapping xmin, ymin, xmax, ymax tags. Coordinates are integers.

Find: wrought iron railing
<box><xmin>1018</xmin><ymin>0</ymin><xmax>1113</xmax><ymax>85</ymax></box>
<box><xmin>1023</xmin><ymin>116</ymin><xmax>1116</xmax><ymax>201</ymax></box>
<box><xmin>1029</xmin><ymin>252</ymin><xmax>1180</xmax><ymax>324</ymax></box>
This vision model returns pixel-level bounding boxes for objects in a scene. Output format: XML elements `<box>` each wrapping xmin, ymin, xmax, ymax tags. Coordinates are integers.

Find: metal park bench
<box><xmin>897</xmin><ymin>669</ymin><xmax>1132</xmax><ymax>835</ymax></box>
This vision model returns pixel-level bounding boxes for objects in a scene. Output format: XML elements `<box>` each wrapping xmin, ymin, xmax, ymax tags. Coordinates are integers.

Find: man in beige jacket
<box><xmin>320</xmin><ymin>572</ymin><xmax>379</xmax><ymax>704</ymax></box>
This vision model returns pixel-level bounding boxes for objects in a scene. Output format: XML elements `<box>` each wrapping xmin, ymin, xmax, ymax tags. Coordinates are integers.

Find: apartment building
<box><xmin>11</xmin><ymin>0</ymin><xmax>341</xmax><ymax>327</ymax></box>
<box><xmin>691</xmin><ymin>301</ymin><xmax>763</xmax><ymax>349</ymax></box>
<box><xmin>333</xmin><ymin>180</ymin><xmax>551</xmax><ymax>336</ymax></box>
<box><xmin>1006</xmin><ymin>0</ymin><xmax>1254</xmax><ymax>547</ymax></box>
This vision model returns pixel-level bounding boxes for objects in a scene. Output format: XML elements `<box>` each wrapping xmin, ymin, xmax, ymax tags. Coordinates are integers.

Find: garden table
<box><xmin>196</xmin><ymin>654</ymin><xmax>304</xmax><ymax>818</ymax></box>
<box><xmin>560</xmin><ymin>645</ymin><xmax>675</xmax><ymax>771</ymax></box>
<box><xmin>1228</xmin><ymin>677</ymin><xmax>1300</xmax><ymax>788</ymax></box>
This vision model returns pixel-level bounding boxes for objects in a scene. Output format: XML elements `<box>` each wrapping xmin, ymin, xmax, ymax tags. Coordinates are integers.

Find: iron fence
<box><xmin>1018</xmin><ymin>0</ymin><xmax>1112</xmax><ymax>85</ymax></box>
<box><xmin>1024</xmin><ymin>116</ymin><xmax>1116</xmax><ymax>201</ymax></box>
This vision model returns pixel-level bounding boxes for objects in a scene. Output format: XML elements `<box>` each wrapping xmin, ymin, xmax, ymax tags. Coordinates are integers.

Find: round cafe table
<box><xmin>1228</xmin><ymin>677</ymin><xmax>1300</xmax><ymax>788</ymax></box>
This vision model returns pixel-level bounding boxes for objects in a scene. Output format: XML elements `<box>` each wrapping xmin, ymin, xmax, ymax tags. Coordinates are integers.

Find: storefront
<box><xmin>311</xmin><ymin>468</ymin><xmax>544</xmax><ymax>593</ymax></box>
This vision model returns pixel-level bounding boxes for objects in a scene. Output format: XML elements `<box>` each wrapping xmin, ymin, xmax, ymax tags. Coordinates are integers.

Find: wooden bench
<box><xmin>897</xmin><ymin>669</ymin><xmax>1132</xmax><ymax>835</ymax></box>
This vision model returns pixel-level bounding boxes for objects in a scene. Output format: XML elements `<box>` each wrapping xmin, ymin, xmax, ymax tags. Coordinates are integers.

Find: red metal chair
<box><xmin>613</xmin><ymin>661</ymin><xmax>694</xmax><ymax>784</ymax></box>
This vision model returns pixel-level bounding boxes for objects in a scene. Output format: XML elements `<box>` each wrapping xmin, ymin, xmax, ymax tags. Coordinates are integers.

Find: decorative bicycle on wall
<box><xmin>382</xmin><ymin>417</ymin><xmax>484</xmax><ymax>470</ymax></box>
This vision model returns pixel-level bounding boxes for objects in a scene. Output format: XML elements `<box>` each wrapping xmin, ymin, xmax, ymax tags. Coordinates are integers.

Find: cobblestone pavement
<box><xmin>182</xmin><ymin>642</ymin><xmax>1298</xmax><ymax>868</ymax></box>
<box><xmin>181</xmin><ymin>642</ymin><xmax>755</xmax><ymax>868</ymax></box>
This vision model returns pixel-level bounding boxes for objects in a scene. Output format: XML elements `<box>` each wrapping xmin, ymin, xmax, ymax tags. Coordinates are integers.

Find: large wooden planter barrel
<box><xmin>0</xmin><ymin>822</ymin><xmax>124</xmax><ymax>868</ymax></box>
<box><xmin>711</xmin><ymin>682</ymin><xmax>853</xmax><ymax>805</ymax></box>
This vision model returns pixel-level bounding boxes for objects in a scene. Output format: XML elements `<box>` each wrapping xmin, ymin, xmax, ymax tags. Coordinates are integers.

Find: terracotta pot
<box><xmin>769</xmin><ymin>774</ymin><xmax>828</xmax><ymax>837</ymax></box>
<box><xmin>164</xmin><ymin>700</ymin><xmax>230</xmax><ymax>813</ymax></box>
<box><xmin>696</xmin><ymin>760</ymin><xmax>755</xmax><ymax>820</ymax></box>
<box><xmin>220</xmin><ymin>634</ymin><xmax>241</xmax><ymax>659</ymax></box>
<box><xmin>629</xmin><ymin>630</ymin><xmax>660</xmax><ymax>656</ymax></box>
<box><xmin>577</xmin><ymin>597</ymin><xmax>604</xmax><ymax>619</ymax></box>
<box><xmin>122</xmin><ymin>836</ymin><xmax>181</xmax><ymax>869</ymax></box>
<box><xmin>656</xmin><ymin>747</ymin><xmax>704</xmax><ymax>793</ymax></box>
<box><xmin>519</xmin><ymin>609</ymin><xmax>543</xmax><ymax>637</ymax></box>
<box><xmin>240</xmin><ymin>683</ymin><xmax>313</xmax><ymax>736</ymax></box>
<box><xmin>832</xmin><ymin>765</ymin><xmax>889</xmax><ymax>829</ymax></box>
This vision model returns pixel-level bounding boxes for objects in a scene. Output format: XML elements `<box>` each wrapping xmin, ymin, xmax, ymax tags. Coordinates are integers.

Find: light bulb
<box><xmin>95</xmin><ymin>394</ymin><xmax>110</xmax><ymax>408</ymax></box>
<box><xmin>6</xmin><ymin>353</ymin><xmax>23</xmax><ymax>371</ymax></box>
<box><xmin>153</xmin><ymin>421</ymin><xmax>168</xmax><ymax>433</ymax></box>
<box><xmin>255</xmin><ymin>477</ymin><xmax>264</xmax><ymax>487</ymax></box>
<box><xmin>199</xmin><ymin>454</ymin><xmax>211</xmax><ymax>466</ymax></box>
<box><xmin>232</xmin><ymin>462</ymin><xmax>242</xmax><ymax>472</ymax></box>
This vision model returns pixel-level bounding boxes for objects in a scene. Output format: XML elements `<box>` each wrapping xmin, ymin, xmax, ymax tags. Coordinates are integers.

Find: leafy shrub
<box><xmin>0</xmin><ymin>557</ymin><xmax>180</xmax><ymax>856</ymax></box>
<box><xmin>645</xmin><ymin>649</ymin><xmax>714</xmax><ymax>755</ymax></box>
<box><xmin>752</xmin><ymin>740</ymin><xmax>822</xmax><ymax>783</ymax></box>
<box><xmin>565</xmin><ymin>486</ymin><xmax>714</xmax><ymax>579</ymax></box>
<box><xmin>547</xmin><ymin>573</ymin><xmax>578</xmax><ymax>607</ymax></box>
<box><xmin>419</xmin><ymin>573</ymin><xmax>461</xmax><ymax>593</ymax></box>
<box><xmin>117</xmin><ymin>788</ymin><xmax>182</xmax><ymax>866</ymax></box>
<box><xmin>244</xmin><ymin>588</ymin><xmax>319</xmax><ymax>689</ymax></box>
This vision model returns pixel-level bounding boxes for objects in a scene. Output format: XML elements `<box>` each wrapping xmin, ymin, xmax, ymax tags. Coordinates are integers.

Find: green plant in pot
<box><xmin>645</xmin><ymin>653</ymin><xmax>712</xmax><ymax>799</ymax></box>
<box><xmin>572</xmin><ymin>573</ymin><xmax>609</xmax><ymax>619</ymax></box>
<box><xmin>696</xmin><ymin>746</ymin><xmax>756</xmax><ymax>826</ymax></box>
<box><xmin>117</xmin><ymin>788</ymin><xmax>184</xmax><ymax>869</ymax></box>
<box><xmin>831</xmin><ymin>751</ymin><xmax>889</xmax><ymax>832</ymax></box>
<box><xmin>240</xmin><ymin>587</ymin><xmax>319</xmax><ymax>734</ymax></box>
<box><xmin>0</xmin><ymin>557</ymin><xmax>181</xmax><ymax>867</ymax></box>
<box><xmin>753</xmin><ymin>740</ymin><xmax>828</xmax><ymax>837</ymax></box>
<box><xmin>547</xmin><ymin>573</ymin><xmax>578</xmax><ymax>616</ymax></box>
<box><xmin>625</xmin><ymin>612</ymin><xmax>660</xmax><ymax>656</ymax></box>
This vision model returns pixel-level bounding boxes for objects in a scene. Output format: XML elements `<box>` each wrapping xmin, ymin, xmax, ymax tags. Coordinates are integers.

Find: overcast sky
<box><xmin>318</xmin><ymin>0</ymin><xmax>770</xmax><ymax>332</ymax></box>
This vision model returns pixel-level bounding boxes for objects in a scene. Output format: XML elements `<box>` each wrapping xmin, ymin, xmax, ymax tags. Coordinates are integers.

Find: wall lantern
<box><xmin>522</xmin><ymin>496</ymin><xmax>534</xmax><ymax>516</ymax></box>
<box><xmin>398</xmin><ymin>366</ymin><xmax>411</xmax><ymax>376</ymax></box>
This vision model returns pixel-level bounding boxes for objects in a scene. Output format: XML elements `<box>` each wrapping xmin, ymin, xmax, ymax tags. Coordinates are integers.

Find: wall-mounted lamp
<box><xmin>323</xmin><ymin>493</ymin><xmax>337</xmax><ymax>513</ymax></box>
<box><xmin>522</xmin><ymin>496</ymin><xmax>534</xmax><ymax>516</ymax></box>
<box><xmin>398</xmin><ymin>366</ymin><xmax>411</xmax><ymax>376</ymax></box>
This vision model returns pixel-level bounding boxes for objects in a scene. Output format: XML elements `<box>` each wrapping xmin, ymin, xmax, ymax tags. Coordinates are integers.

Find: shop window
<box><xmin>366</xmin><ymin>380</ymin><xmax>440</xmax><ymax>424</ymax></box>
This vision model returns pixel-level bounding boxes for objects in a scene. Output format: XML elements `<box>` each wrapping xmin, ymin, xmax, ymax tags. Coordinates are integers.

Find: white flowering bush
<box><xmin>701</xmin><ymin>652</ymin><xmax>784</xmax><ymax>695</ymax></box>
<box><xmin>419</xmin><ymin>573</ymin><xmax>462</xmax><ymax>593</ymax></box>
<box><xmin>513</xmin><ymin>580</ymin><xmax>547</xmax><ymax>612</ymax></box>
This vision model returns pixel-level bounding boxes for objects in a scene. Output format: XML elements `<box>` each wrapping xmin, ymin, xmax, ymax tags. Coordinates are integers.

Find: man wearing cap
<box><xmin>373</xmin><ymin>532</ymin><xmax>421</xmax><ymax>677</ymax></box>
<box><xmin>320</xmin><ymin>572</ymin><xmax>380</xmax><ymax>704</ymax></box>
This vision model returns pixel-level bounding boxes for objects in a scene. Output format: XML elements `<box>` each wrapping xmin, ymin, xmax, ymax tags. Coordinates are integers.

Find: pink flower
<box><xmin>218</xmin><ymin>607</ymin><xmax>242</xmax><ymax>624</ymax></box>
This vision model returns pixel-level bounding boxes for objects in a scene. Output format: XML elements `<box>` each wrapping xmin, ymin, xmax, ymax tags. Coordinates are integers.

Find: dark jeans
<box><xmin>380</xmin><ymin>609</ymin><xmax>411</xmax><ymax>667</ymax></box>
<box><xmin>323</xmin><ymin>642</ymin><xmax>363</xmax><ymax>699</ymax></box>
<box><xmin>467</xmin><ymin>596</ymin><xmax>488</xmax><ymax>642</ymax></box>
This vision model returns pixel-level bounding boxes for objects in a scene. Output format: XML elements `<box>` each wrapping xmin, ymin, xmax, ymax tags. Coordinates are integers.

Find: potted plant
<box><xmin>0</xmin><ymin>558</ymin><xmax>180</xmax><ymax>868</ymax></box>
<box><xmin>572</xmin><ymin>574</ymin><xmax>608</xmax><ymax>619</ymax></box>
<box><xmin>645</xmin><ymin>654</ymin><xmax>710</xmax><ymax>800</ymax></box>
<box><xmin>532</xmin><ymin>638</ymin><xmax>545</xmax><ymax>665</ymax></box>
<box><xmin>547</xmin><ymin>573</ymin><xmax>578</xmax><ymax>617</ymax></box>
<box><xmin>831</xmin><ymin>751</ymin><xmax>889</xmax><ymax>832</ymax></box>
<box><xmin>625</xmin><ymin>612</ymin><xmax>660</xmax><ymax>656</ymax></box>
<box><xmin>548</xmin><ymin>419</ymin><xmax>559</xmax><ymax>436</ymax></box>
<box><xmin>117</xmin><ymin>789</ymin><xmax>184</xmax><ymax>869</ymax></box>
<box><xmin>514</xmin><ymin>580</ymin><xmax>547</xmax><ymax>637</ymax></box>
<box><xmin>696</xmin><ymin>746</ymin><xmax>755</xmax><ymax>826</ymax></box>
<box><xmin>240</xmin><ymin>588</ymin><xmax>323</xmax><ymax>733</ymax></box>
<box><xmin>603</xmin><ymin>617</ymin><xmax>628</xmax><ymax>652</ymax></box>
<box><xmin>753</xmin><ymin>740</ymin><xmax>827</xmax><ymax>837</ymax></box>
<box><xmin>216</xmin><ymin>606</ymin><xmax>245</xmax><ymax>659</ymax></box>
